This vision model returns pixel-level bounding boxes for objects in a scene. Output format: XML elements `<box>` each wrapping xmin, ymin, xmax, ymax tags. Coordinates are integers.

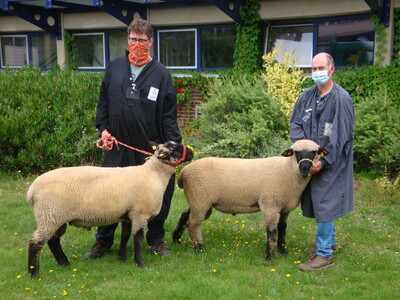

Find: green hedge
<box><xmin>0</xmin><ymin>64</ymin><xmax>399</xmax><ymax>179</ymax></box>
<box><xmin>0</xmin><ymin>65</ymin><xmax>103</xmax><ymax>175</ymax></box>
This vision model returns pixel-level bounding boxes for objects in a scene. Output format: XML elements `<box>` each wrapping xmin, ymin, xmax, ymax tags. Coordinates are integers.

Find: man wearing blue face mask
<box><xmin>290</xmin><ymin>53</ymin><xmax>354</xmax><ymax>271</ymax></box>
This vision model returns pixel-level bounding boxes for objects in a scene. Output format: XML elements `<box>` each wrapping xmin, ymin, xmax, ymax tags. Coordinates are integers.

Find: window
<box><xmin>0</xmin><ymin>33</ymin><xmax>56</xmax><ymax>69</ymax></box>
<box><xmin>158</xmin><ymin>29</ymin><xmax>196</xmax><ymax>69</ymax></box>
<box><xmin>73</xmin><ymin>33</ymin><xmax>105</xmax><ymax>69</ymax></box>
<box><xmin>318</xmin><ymin>19</ymin><xmax>374</xmax><ymax>66</ymax></box>
<box><xmin>0</xmin><ymin>35</ymin><xmax>28</xmax><ymax>67</ymax></box>
<box><xmin>108</xmin><ymin>31</ymin><xmax>127</xmax><ymax>62</ymax></box>
<box><xmin>31</xmin><ymin>33</ymin><xmax>57</xmax><ymax>69</ymax></box>
<box><xmin>265</xmin><ymin>15</ymin><xmax>375</xmax><ymax>67</ymax></box>
<box><xmin>266</xmin><ymin>25</ymin><xmax>313</xmax><ymax>67</ymax></box>
<box><xmin>200</xmin><ymin>26</ymin><xmax>236</xmax><ymax>68</ymax></box>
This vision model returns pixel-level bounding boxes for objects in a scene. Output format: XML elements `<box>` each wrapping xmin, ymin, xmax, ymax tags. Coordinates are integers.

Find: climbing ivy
<box><xmin>64</xmin><ymin>32</ymin><xmax>78</xmax><ymax>70</ymax></box>
<box><xmin>233</xmin><ymin>0</ymin><xmax>262</xmax><ymax>74</ymax></box>
<box><xmin>371</xmin><ymin>13</ymin><xmax>388</xmax><ymax>66</ymax></box>
<box><xmin>393</xmin><ymin>8</ymin><xmax>400</xmax><ymax>65</ymax></box>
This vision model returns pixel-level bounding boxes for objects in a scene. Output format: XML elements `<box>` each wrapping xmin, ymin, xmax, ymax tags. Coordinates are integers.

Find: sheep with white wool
<box><xmin>172</xmin><ymin>139</ymin><xmax>327</xmax><ymax>260</ymax></box>
<box><xmin>26</xmin><ymin>141</ymin><xmax>193</xmax><ymax>277</ymax></box>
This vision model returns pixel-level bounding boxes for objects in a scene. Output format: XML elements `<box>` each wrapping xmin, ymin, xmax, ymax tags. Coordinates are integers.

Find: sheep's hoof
<box><xmin>135</xmin><ymin>261</ymin><xmax>145</xmax><ymax>267</ymax></box>
<box><xmin>118</xmin><ymin>254</ymin><xmax>127</xmax><ymax>261</ymax></box>
<box><xmin>28</xmin><ymin>270</ymin><xmax>40</xmax><ymax>277</ymax></box>
<box><xmin>265</xmin><ymin>254</ymin><xmax>275</xmax><ymax>261</ymax></box>
<box><xmin>193</xmin><ymin>244</ymin><xmax>204</xmax><ymax>253</ymax></box>
<box><xmin>172</xmin><ymin>237</ymin><xmax>181</xmax><ymax>244</ymax></box>
<box><xmin>57</xmin><ymin>259</ymin><xmax>70</xmax><ymax>266</ymax></box>
<box><xmin>278</xmin><ymin>248</ymin><xmax>288</xmax><ymax>255</ymax></box>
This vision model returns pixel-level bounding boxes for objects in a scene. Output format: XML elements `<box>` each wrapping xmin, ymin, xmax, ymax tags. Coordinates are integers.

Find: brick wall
<box><xmin>177</xmin><ymin>88</ymin><xmax>203</xmax><ymax>129</ymax></box>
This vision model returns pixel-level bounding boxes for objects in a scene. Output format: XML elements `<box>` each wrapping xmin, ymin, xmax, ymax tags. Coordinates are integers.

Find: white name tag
<box><xmin>148</xmin><ymin>87</ymin><xmax>159</xmax><ymax>101</ymax></box>
<box><xmin>324</xmin><ymin>122</ymin><xmax>333</xmax><ymax>136</ymax></box>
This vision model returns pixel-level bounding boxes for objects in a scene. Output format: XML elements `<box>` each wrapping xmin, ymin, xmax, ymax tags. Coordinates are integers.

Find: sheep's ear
<box><xmin>318</xmin><ymin>148</ymin><xmax>329</xmax><ymax>157</ymax></box>
<box><xmin>281</xmin><ymin>148</ymin><xmax>294</xmax><ymax>157</ymax></box>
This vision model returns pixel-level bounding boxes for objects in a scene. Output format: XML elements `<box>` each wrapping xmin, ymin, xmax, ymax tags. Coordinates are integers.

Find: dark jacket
<box><xmin>290</xmin><ymin>83</ymin><xmax>354</xmax><ymax>222</ymax></box>
<box><xmin>96</xmin><ymin>55</ymin><xmax>182</xmax><ymax>167</ymax></box>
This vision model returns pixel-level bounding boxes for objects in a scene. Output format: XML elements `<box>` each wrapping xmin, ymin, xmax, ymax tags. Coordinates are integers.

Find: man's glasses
<box><xmin>128</xmin><ymin>38</ymin><xmax>150</xmax><ymax>44</ymax></box>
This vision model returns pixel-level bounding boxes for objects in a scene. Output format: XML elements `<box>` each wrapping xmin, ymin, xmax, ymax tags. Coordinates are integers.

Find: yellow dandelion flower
<box><xmin>29</xmin><ymin>266</ymin><xmax>35</xmax><ymax>269</ymax></box>
<box><xmin>17</xmin><ymin>275</ymin><xmax>22</xmax><ymax>279</ymax></box>
<box><xmin>301</xmin><ymin>226</ymin><xmax>306</xmax><ymax>229</ymax></box>
<box><xmin>345</xmin><ymin>277</ymin><xmax>349</xmax><ymax>281</ymax></box>
<box><xmin>286</xmin><ymin>274</ymin><xmax>291</xmax><ymax>277</ymax></box>
<box><xmin>150</xmin><ymin>280</ymin><xmax>155</xmax><ymax>283</ymax></box>
<box><xmin>14</xmin><ymin>232</ymin><xmax>19</xmax><ymax>235</ymax></box>
<box><xmin>73</xmin><ymin>268</ymin><xmax>78</xmax><ymax>272</ymax></box>
<box><xmin>25</xmin><ymin>288</ymin><xmax>31</xmax><ymax>291</ymax></box>
<box><xmin>63</xmin><ymin>290</ymin><xmax>67</xmax><ymax>296</ymax></box>
<box><xmin>270</xmin><ymin>269</ymin><xmax>276</xmax><ymax>272</ymax></box>
<box><xmin>212</xmin><ymin>269</ymin><xmax>217</xmax><ymax>273</ymax></box>
<box><xmin>296</xmin><ymin>281</ymin><xmax>300</xmax><ymax>285</ymax></box>
<box><xmin>81</xmin><ymin>286</ymin><xmax>85</xmax><ymax>289</ymax></box>
<box><xmin>49</xmin><ymin>269</ymin><xmax>53</xmax><ymax>273</ymax></box>
<box><xmin>388</xmin><ymin>235</ymin><xmax>392</xmax><ymax>238</ymax></box>
<box><xmin>18</xmin><ymin>249</ymin><xmax>23</xmax><ymax>252</ymax></box>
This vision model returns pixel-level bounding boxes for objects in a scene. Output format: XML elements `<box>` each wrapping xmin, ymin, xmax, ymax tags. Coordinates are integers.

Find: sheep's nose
<box><xmin>299</xmin><ymin>161</ymin><xmax>312</xmax><ymax>177</ymax></box>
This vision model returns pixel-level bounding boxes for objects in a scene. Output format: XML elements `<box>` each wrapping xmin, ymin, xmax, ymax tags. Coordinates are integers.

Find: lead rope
<box><xmin>96</xmin><ymin>136</ymin><xmax>154</xmax><ymax>157</ymax></box>
<box><xmin>96</xmin><ymin>136</ymin><xmax>186</xmax><ymax>167</ymax></box>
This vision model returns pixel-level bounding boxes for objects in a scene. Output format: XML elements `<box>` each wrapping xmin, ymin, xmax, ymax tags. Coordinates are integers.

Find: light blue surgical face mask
<box><xmin>312</xmin><ymin>70</ymin><xmax>330</xmax><ymax>85</ymax></box>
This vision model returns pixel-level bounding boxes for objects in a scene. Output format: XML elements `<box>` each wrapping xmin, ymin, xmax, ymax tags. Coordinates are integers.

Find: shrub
<box><xmin>0</xmin><ymin>65</ymin><xmax>103</xmax><ymax>174</ymax></box>
<box><xmin>198</xmin><ymin>73</ymin><xmax>291</xmax><ymax>158</ymax></box>
<box><xmin>262</xmin><ymin>47</ymin><xmax>306</xmax><ymax>117</ymax></box>
<box><xmin>354</xmin><ymin>88</ymin><xmax>400</xmax><ymax>180</ymax></box>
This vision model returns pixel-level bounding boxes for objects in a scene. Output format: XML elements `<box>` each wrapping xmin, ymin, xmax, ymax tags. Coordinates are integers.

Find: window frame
<box><xmin>264</xmin><ymin>13</ymin><xmax>375</xmax><ymax>68</ymax></box>
<box><xmin>264</xmin><ymin>23</ymin><xmax>314</xmax><ymax>68</ymax></box>
<box><xmin>0</xmin><ymin>34</ymin><xmax>29</xmax><ymax>69</ymax></box>
<box><xmin>72</xmin><ymin>32</ymin><xmax>106</xmax><ymax>70</ymax></box>
<box><xmin>157</xmin><ymin>28</ymin><xmax>198</xmax><ymax>70</ymax></box>
<box><xmin>154</xmin><ymin>23</ymin><xmax>236</xmax><ymax>71</ymax></box>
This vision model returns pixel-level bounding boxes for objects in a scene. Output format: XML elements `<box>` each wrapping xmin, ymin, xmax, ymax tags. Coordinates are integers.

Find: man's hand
<box><xmin>310</xmin><ymin>160</ymin><xmax>323</xmax><ymax>174</ymax></box>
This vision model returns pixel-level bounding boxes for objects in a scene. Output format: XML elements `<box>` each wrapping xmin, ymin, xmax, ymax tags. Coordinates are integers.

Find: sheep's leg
<box><xmin>118</xmin><ymin>222</ymin><xmax>132</xmax><ymax>260</ymax></box>
<box><xmin>47</xmin><ymin>224</ymin><xmax>70</xmax><ymax>266</ymax></box>
<box><xmin>262</xmin><ymin>210</ymin><xmax>280</xmax><ymax>261</ymax></box>
<box><xmin>187</xmin><ymin>208</ymin><xmax>212</xmax><ymax>252</ymax></box>
<box><xmin>277</xmin><ymin>212</ymin><xmax>289</xmax><ymax>255</ymax></box>
<box><xmin>28</xmin><ymin>238</ymin><xmax>46</xmax><ymax>277</ymax></box>
<box><xmin>133</xmin><ymin>228</ymin><xmax>145</xmax><ymax>267</ymax></box>
<box><xmin>265</xmin><ymin>228</ymin><xmax>277</xmax><ymax>260</ymax></box>
<box><xmin>172</xmin><ymin>208</ymin><xmax>190</xmax><ymax>243</ymax></box>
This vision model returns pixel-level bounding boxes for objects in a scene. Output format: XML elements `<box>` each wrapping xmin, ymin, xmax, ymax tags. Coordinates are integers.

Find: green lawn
<box><xmin>0</xmin><ymin>173</ymin><xmax>398</xmax><ymax>300</ymax></box>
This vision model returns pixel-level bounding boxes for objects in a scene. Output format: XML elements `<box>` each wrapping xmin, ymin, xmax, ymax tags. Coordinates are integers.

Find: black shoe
<box><xmin>84</xmin><ymin>241</ymin><xmax>108</xmax><ymax>259</ymax></box>
<box><xmin>150</xmin><ymin>242</ymin><xmax>170</xmax><ymax>256</ymax></box>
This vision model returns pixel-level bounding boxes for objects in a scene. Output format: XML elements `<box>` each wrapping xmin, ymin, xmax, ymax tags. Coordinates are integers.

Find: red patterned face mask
<box><xmin>128</xmin><ymin>43</ymin><xmax>151</xmax><ymax>66</ymax></box>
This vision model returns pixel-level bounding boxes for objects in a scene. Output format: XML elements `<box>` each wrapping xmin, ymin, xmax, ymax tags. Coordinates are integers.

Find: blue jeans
<box><xmin>315</xmin><ymin>220</ymin><xmax>336</xmax><ymax>258</ymax></box>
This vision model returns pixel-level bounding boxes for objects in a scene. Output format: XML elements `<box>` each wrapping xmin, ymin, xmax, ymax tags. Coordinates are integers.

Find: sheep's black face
<box><xmin>295</xmin><ymin>150</ymin><xmax>317</xmax><ymax>177</ymax></box>
<box><xmin>155</xmin><ymin>141</ymin><xmax>194</xmax><ymax>165</ymax></box>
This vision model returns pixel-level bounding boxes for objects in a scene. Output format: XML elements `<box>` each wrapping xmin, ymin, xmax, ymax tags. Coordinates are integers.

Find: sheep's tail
<box><xmin>178</xmin><ymin>170</ymin><xmax>185</xmax><ymax>188</ymax></box>
<box><xmin>26</xmin><ymin>184</ymin><xmax>35</xmax><ymax>207</ymax></box>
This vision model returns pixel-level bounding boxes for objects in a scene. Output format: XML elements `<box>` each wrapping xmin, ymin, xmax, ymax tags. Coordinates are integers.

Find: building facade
<box><xmin>0</xmin><ymin>0</ymin><xmax>399</xmax><ymax>71</ymax></box>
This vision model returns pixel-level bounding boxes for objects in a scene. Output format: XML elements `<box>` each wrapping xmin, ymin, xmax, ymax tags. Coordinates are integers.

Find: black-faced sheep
<box><xmin>172</xmin><ymin>139</ymin><xmax>327</xmax><ymax>260</ymax></box>
<box><xmin>26</xmin><ymin>141</ymin><xmax>193</xmax><ymax>277</ymax></box>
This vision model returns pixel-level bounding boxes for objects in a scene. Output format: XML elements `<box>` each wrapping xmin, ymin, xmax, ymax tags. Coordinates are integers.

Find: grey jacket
<box><xmin>290</xmin><ymin>83</ymin><xmax>354</xmax><ymax>222</ymax></box>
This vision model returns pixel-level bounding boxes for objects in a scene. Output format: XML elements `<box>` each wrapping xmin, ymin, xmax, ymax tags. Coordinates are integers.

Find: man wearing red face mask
<box><xmin>84</xmin><ymin>19</ymin><xmax>182</xmax><ymax>259</ymax></box>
